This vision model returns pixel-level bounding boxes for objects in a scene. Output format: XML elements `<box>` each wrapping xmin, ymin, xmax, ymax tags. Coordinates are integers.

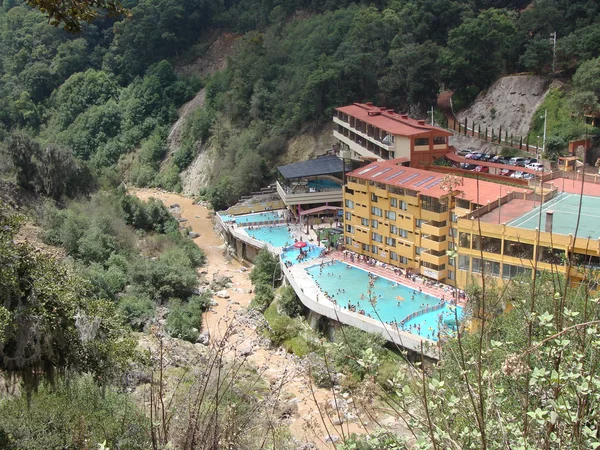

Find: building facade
<box><xmin>333</xmin><ymin>103</ymin><xmax>452</xmax><ymax>166</ymax></box>
<box><xmin>343</xmin><ymin>159</ymin><xmax>600</xmax><ymax>290</ymax></box>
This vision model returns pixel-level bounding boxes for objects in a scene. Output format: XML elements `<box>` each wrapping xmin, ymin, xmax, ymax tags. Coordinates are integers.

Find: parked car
<box><xmin>491</xmin><ymin>155</ymin><xmax>508</xmax><ymax>164</ymax></box>
<box><xmin>474</xmin><ymin>165</ymin><xmax>489</xmax><ymax>173</ymax></box>
<box><xmin>526</xmin><ymin>162</ymin><xmax>544</xmax><ymax>171</ymax></box>
<box><xmin>500</xmin><ymin>168</ymin><xmax>514</xmax><ymax>176</ymax></box>
<box><xmin>510</xmin><ymin>171</ymin><xmax>525</xmax><ymax>179</ymax></box>
<box><xmin>465</xmin><ymin>152</ymin><xmax>483</xmax><ymax>160</ymax></box>
<box><xmin>461</xmin><ymin>163</ymin><xmax>477</xmax><ymax>170</ymax></box>
<box><xmin>523</xmin><ymin>173</ymin><xmax>535</xmax><ymax>180</ymax></box>
<box><xmin>457</xmin><ymin>148</ymin><xmax>471</xmax><ymax>156</ymax></box>
<box><xmin>508</xmin><ymin>157</ymin><xmax>526</xmax><ymax>166</ymax></box>
<box><xmin>480</xmin><ymin>154</ymin><xmax>493</xmax><ymax>161</ymax></box>
<box><xmin>524</xmin><ymin>158</ymin><xmax>538</xmax><ymax>165</ymax></box>
<box><xmin>515</xmin><ymin>160</ymin><xmax>527</xmax><ymax>167</ymax></box>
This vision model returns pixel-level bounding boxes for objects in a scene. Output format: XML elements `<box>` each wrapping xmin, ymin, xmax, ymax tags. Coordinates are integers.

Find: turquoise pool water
<box><xmin>220</xmin><ymin>211</ymin><xmax>284</xmax><ymax>224</ymax></box>
<box><xmin>306</xmin><ymin>261</ymin><xmax>462</xmax><ymax>341</ymax></box>
<box><xmin>244</xmin><ymin>225</ymin><xmax>294</xmax><ymax>248</ymax></box>
<box><xmin>403</xmin><ymin>305</ymin><xmax>463</xmax><ymax>340</ymax></box>
<box><xmin>281</xmin><ymin>243</ymin><xmax>323</xmax><ymax>265</ymax></box>
<box><xmin>307</xmin><ymin>179</ymin><xmax>341</xmax><ymax>190</ymax></box>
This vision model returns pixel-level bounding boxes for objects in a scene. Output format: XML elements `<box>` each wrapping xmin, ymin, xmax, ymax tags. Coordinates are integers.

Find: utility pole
<box><xmin>431</xmin><ymin>106</ymin><xmax>434</xmax><ymax>125</ymax></box>
<box><xmin>552</xmin><ymin>31</ymin><xmax>557</xmax><ymax>73</ymax></box>
<box><xmin>542</xmin><ymin>109</ymin><xmax>548</xmax><ymax>158</ymax></box>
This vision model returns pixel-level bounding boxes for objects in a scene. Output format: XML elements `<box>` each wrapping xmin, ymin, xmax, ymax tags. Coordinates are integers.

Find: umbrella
<box><xmin>294</xmin><ymin>241</ymin><xmax>307</xmax><ymax>248</ymax></box>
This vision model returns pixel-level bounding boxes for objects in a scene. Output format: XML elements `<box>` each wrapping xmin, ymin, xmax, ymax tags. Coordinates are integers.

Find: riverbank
<box><xmin>133</xmin><ymin>189</ymin><xmax>406</xmax><ymax>448</ymax></box>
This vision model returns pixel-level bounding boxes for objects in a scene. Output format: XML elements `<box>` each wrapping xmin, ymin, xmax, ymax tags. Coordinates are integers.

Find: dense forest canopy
<box><xmin>0</xmin><ymin>0</ymin><xmax>599</xmax><ymax>203</ymax></box>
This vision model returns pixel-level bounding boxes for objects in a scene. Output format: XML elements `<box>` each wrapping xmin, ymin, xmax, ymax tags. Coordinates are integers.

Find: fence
<box><xmin>448</xmin><ymin>116</ymin><xmax>540</xmax><ymax>154</ymax></box>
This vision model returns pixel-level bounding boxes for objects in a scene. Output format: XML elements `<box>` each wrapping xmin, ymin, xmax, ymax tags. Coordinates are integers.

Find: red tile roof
<box><xmin>348</xmin><ymin>160</ymin><xmax>530</xmax><ymax>204</ymax></box>
<box><xmin>336</xmin><ymin>103</ymin><xmax>452</xmax><ymax>137</ymax></box>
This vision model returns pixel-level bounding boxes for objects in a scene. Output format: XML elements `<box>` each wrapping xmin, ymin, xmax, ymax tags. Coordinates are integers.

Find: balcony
<box><xmin>421</xmin><ymin>222</ymin><xmax>448</xmax><ymax>237</ymax></box>
<box><xmin>420</xmin><ymin>267</ymin><xmax>447</xmax><ymax>281</ymax></box>
<box><xmin>420</xmin><ymin>250</ymin><xmax>446</xmax><ymax>266</ymax></box>
<box><xmin>421</xmin><ymin>236</ymin><xmax>447</xmax><ymax>252</ymax></box>
<box><xmin>333</xmin><ymin>117</ymin><xmax>394</xmax><ymax>151</ymax></box>
<box><xmin>276</xmin><ymin>180</ymin><xmax>342</xmax><ymax>206</ymax></box>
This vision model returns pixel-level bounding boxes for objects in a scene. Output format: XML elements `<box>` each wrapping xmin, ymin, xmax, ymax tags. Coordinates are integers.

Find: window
<box><xmin>385</xmin><ymin>237</ymin><xmax>396</xmax><ymax>246</ymax></box>
<box><xmin>421</xmin><ymin>195</ymin><xmax>448</xmax><ymax>213</ymax></box>
<box><xmin>390</xmin><ymin>198</ymin><xmax>398</xmax><ymax>208</ymax></box>
<box><xmin>415</xmin><ymin>137</ymin><xmax>429</xmax><ymax>146</ymax></box>
<box><xmin>449</xmin><ymin>257</ymin><xmax>455</xmax><ymax>267</ymax></box>
<box><xmin>400</xmin><ymin>256</ymin><xmax>408</xmax><ymax>264</ymax></box>
<box><xmin>371</xmin><ymin>219</ymin><xmax>379</xmax><ymax>229</ymax></box>
<box><xmin>451</xmin><ymin>212</ymin><xmax>458</xmax><ymax>223</ymax></box>
<box><xmin>390</xmin><ymin>225</ymin><xmax>398</xmax><ymax>234</ymax></box>
<box><xmin>385</xmin><ymin>210</ymin><xmax>396</xmax><ymax>220</ymax></box>
<box><xmin>472</xmin><ymin>258</ymin><xmax>482</xmax><ymax>273</ymax></box>
<box><xmin>371</xmin><ymin>245</ymin><xmax>379</xmax><ymax>254</ymax></box>
<box><xmin>449</xmin><ymin>227</ymin><xmax>457</xmax><ymax>237</ymax></box>
<box><xmin>399</xmin><ymin>229</ymin><xmax>408</xmax><ymax>238</ymax></box>
<box><xmin>538</xmin><ymin>247</ymin><xmax>565</xmax><ymax>264</ymax></box>
<box><xmin>390</xmin><ymin>251</ymin><xmax>398</xmax><ymax>261</ymax></box>
<box><xmin>415</xmin><ymin>247</ymin><xmax>424</xmax><ymax>255</ymax></box>
<box><xmin>448</xmin><ymin>242</ymin><xmax>457</xmax><ymax>251</ymax></box>
<box><xmin>459</xmin><ymin>232</ymin><xmax>471</xmax><ymax>248</ymax></box>
<box><xmin>345</xmin><ymin>212</ymin><xmax>351</xmax><ymax>220</ymax></box>
<box><xmin>371</xmin><ymin>206</ymin><xmax>383</xmax><ymax>217</ymax></box>
<box><xmin>345</xmin><ymin>199</ymin><xmax>354</xmax><ymax>208</ymax></box>
<box><xmin>473</xmin><ymin>235</ymin><xmax>502</xmax><ymax>254</ymax></box>
<box><xmin>433</xmin><ymin>136</ymin><xmax>446</xmax><ymax>145</ymax></box>
<box><xmin>346</xmin><ymin>237</ymin><xmax>352</xmax><ymax>245</ymax></box>
<box><xmin>456</xmin><ymin>199</ymin><xmax>470</xmax><ymax>210</ymax></box>
<box><xmin>502</xmin><ymin>264</ymin><xmax>532</xmax><ymax>279</ymax></box>
<box><xmin>458</xmin><ymin>255</ymin><xmax>470</xmax><ymax>270</ymax></box>
<box><xmin>448</xmin><ymin>270</ymin><xmax>455</xmax><ymax>280</ymax></box>
<box><xmin>346</xmin><ymin>224</ymin><xmax>354</xmax><ymax>233</ymax></box>
<box><xmin>362</xmin><ymin>243</ymin><xmax>369</xmax><ymax>251</ymax></box>
<box><xmin>390</xmin><ymin>187</ymin><xmax>405</xmax><ymax>195</ymax></box>
<box><xmin>486</xmin><ymin>260</ymin><xmax>501</xmax><ymax>276</ymax></box>
<box><xmin>371</xmin><ymin>193</ymin><xmax>378</xmax><ymax>202</ymax></box>
<box><xmin>361</xmin><ymin>217</ymin><xmax>369</xmax><ymax>226</ymax></box>
<box><xmin>400</xmin><ymin>201</ymin><xmax>407</xmax><ymax>210</ymax></box>
<box><xmin>415</xmin><ymin>219</ymin><xmax>425</xmax><ymax>228</ymax></box>
<box><xmin>372</xmin><ymin>232</ymin><xmax>383</xmax><ymax>243</ymax></box>
<box><xmin>503</xmin><ymin>240</ymin><xmax>534</xmax><ymax>259</ymax></box>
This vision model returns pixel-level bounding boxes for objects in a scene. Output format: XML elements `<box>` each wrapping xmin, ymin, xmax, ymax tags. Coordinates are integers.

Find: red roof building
<box><xmin>333</xmin><ymin>103</ymin><xmax>452</xmax><ymax>167</ymax></box>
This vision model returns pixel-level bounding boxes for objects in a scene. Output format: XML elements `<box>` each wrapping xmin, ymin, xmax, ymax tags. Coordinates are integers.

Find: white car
<box><xmin>525</xmin><ymin>162</ymin><xmax>544</xmax><ymax>171</ymax></box>
<box><xmin>510</xmin><ymin>171</ymin><xmax>525</xmax><ymax>179</ymax></box>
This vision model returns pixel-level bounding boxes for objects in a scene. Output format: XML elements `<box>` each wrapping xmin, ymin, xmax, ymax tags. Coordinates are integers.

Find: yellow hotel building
<box><xmin>343</xmin><ymin>159</ymin><xmax>600</xmax><ymax>289</ymax></box>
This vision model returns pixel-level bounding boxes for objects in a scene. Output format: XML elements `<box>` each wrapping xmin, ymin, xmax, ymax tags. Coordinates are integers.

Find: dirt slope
<box><xmin>457</xmin><ymin>75</ymin><xmax>553</xmax><ymax>137</ymax></box>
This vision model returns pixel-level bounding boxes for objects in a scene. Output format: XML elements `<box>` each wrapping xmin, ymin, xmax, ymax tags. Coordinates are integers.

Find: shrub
<box><xmin>332</xmin><ymin>327</ymin><xmax>386</xmax><ymax>380</ymax></box>
<box><xmin>0</xmin><ymin>377</ymin><xmax>150</xmax><ymax>450</ymax></box>
<box><xmin>118</xmin><ymin>295</ymin><xmax>156</xmax><ymax>331</ymax></box>
<box><xmin>251</xmin><ymin>283</ymin><xmax>274</xmax><ymax>312</ymax></box>
<box><xmin>250</xmin><ymin>249</ymin><xmax>280</xmax><ymax>286</ymax></box>
<box><xmin>278</xmin><ymin>285</ymin><xmax>303</xmax><ymax>317</ymax></box>
<box><xmin>165</xmin><ymin>298</ymin><xmax>202</xmax><ymax>342</ymax></box>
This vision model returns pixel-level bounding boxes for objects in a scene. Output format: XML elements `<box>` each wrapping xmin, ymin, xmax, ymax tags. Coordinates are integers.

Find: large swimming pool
<box><xmin>244</xmin><ymin>225</ymin><xmax>294</xmax><ymax>248</ymax></box>
<box><xmin>306</xmin><ymin>261</ymin><xmax>462</xmax><ymax>340</ymax></box>
<box><xmin>220</xmin><ymin>211</ymin><xmax>284</xmax><ymax>224</ymax></box>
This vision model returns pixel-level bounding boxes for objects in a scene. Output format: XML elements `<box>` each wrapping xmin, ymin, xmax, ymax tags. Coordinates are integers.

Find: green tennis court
<box><xmin>508</xmin><ymin>192</ymin><xmax>600</xmax><ymax>238</ymax></box>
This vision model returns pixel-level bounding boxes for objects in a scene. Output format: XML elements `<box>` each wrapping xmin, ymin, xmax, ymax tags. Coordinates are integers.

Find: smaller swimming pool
<box><xmin>244</xmin><ymin>225</ymin><xmax>294</xmax><ymax>248</ymax></box>
<box><xmin>307</xmin><ymin>179</ymin><xmax>341</xmax><ymax>190</ymax></box>
<box><xmin>403</xmin><ymin>305</ymin><xmax>464</xmax><ymax>340</ymax></box>
<box><xmin>220</xmin><ymin>211</ymin><xmax>284</xmax><ymax>224</ymax></box>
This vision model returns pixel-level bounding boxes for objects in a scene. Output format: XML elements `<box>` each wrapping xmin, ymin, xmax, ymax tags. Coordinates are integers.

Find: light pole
<box><xmin>542</xmin><ymin>109</ymin><xmax>547</xmax><ymax>159</ymax></box>
<box><xmin>536</xmin><ymin>135</ymin><xmax>540</xmax><ymax>160</ymax></box>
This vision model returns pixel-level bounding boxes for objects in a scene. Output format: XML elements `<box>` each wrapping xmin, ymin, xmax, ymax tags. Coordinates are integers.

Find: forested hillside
<box><xmin>1</xmin><ymin>0</ymin><xmax>600</xmax><ymax>207</ymax></box>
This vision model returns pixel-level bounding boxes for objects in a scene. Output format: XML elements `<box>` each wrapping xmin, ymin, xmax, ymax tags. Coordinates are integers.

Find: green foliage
<box><xmin>2</xmin><ymin>133</ymin><xmax>93</xmax><ymax>200</ymax></box>
<box><xmin>165</xmin><ymin>294</ymin><xmax>209</xmax><ymax>342</ymax></box>
<box><xmin>250</xmin><ymin>249</ymin><xmax>281</xmax><ymax>286</ymax></box>
<box><xmin>117</xmin><ymin>294</ymin><xmax>155</xmax><ymax>331</ymax></box>
<box><xmin>0</xmin><ymin>205</ymin><xmax>136</xmax><ymax>395</ymax></box>
<box><xmin>251</xmin><ymin>283</ymin><xmax>275</xmax><ymax>312</ymax></box>
<box><xmin>262</xmin><ymin>300</ymin><xmax>315</xmax><ymax>357</ymax></box>
<box><xmin>0</xmin><ymin>377</ymin><xmax>150</xmax><ymax>449</ymax></box>
<box><xmin>332</xmin><ymin>326</ymin><xmax>387</xmax><ymax>380</ymax></box>
<box><xmin>528</xmin><ymin>87</ymin><xmax>594</xmax><ymax>144</ymax></box>
<box><xmin>278</xmin><ymin>285</ymin><xmax>304</xmax><ymax>318</ymax></box>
